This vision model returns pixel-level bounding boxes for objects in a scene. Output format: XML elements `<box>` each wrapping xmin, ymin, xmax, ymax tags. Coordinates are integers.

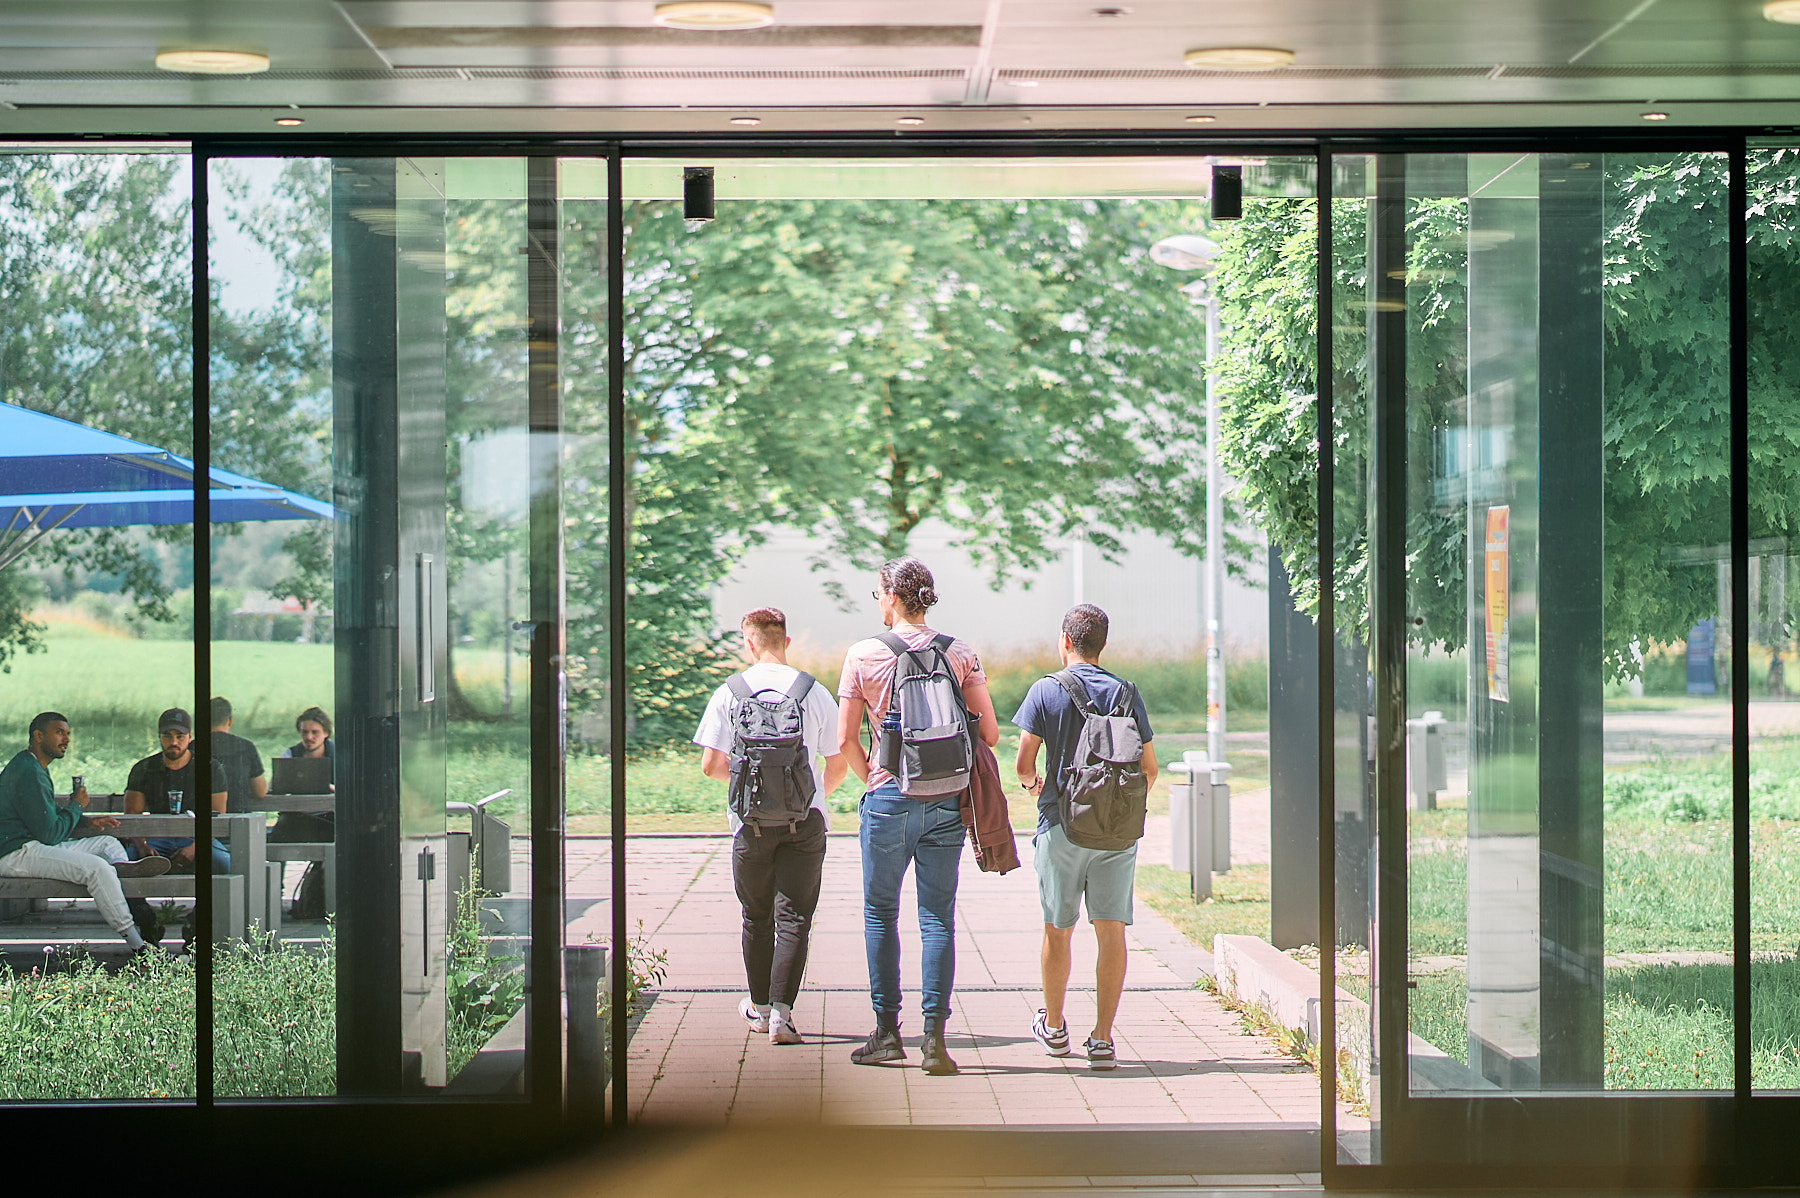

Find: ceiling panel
<box><xmin>1</xmin><ymin>0</ymin><xmax>1799</xmax><ymax>132</ymax></box>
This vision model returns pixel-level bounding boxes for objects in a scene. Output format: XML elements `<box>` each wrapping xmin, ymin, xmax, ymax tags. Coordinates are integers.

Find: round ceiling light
<box><xmin>652</xmin><ymin>1</ymin><xmax>774</xmax><ymax>30</ymax></box>
<box><xmin>1765</xmin><ymin>0</ymin><xmax>1800</xmax><ymax>23</ymax></box>
<box><xmin>1183</xmin><ymin>46</ymin><xmax>1295</xmax><ymax>70</ymax></box>
<box><xmin>275</xmin><ymin>116</ymin><xmax>304</xmax><ymax>126</ymax></box>
<box><xmin>729</xmin><ymin>115</ymin><xmax>761</xmax><ymax>126</ymax></box>
<box><xmin>896</xmin><ymin>115</ymin><xmax>926</xmax><ymax>126</ymax></box>
<box><xmin>1642</xmin><ymin>110</ymin><xmax>1670</xmax><ymax>120</ymax></box>
<box><xmin>1186</xmin><ymin>114</ymin><xmax>1218</xmax><ymax>123</ymax></box>
<box><xmin>154</xmin><ymin>49</ymin><xmax>271</xmax><ymax>75</ymax></box>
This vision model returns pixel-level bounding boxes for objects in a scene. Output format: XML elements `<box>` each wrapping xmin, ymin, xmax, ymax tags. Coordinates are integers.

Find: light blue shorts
<box><xmin>1033</xmin><ymin>822</ymin><xmax>1137</xmax><ymax>929</ymax></box>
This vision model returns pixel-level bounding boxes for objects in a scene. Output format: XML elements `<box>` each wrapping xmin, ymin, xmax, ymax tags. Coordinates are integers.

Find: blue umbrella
<box><xmin>0</xmin><ymin>402</ymin><xmax>332</xmax><ymax>570</ymax></box>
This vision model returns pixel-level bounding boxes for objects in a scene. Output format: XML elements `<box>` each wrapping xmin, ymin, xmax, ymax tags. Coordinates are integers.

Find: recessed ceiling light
<box><xmin>154</xmin><ymin>49</ymin><xmax>271</xmax><ymax>75</ymax></box>
<box><xmin>729</xmin><ymin>115</ymin><xmax>761</xmax><ymax>126</ymax></box>
<box><xmin>1765</xmin><ymin>0</ymin><xmax>1800</xmax><ymax>23</ymax></box>
<box><xmin>275</xmin><ymin>117</ymin><xmax>304</xmax><ymax>126</ymax></box>
<box><xmin>652</xmin><ymin>1</ymin><xmax>774</xmax><ymax>30</ymax></box>
<box><xmin>1090</xmin><ymin>6</ymin><xmax>1132</xmax><ymax>16</ymax></box>
<box><xmin>896</xmin><ymin>115</ymin><xmax>926</xmax><ymax>126</ymax></box>
<box><xmin>1642</xmin><ymin>110</ymin><xmax>1670</xmax><ymax>120</ymax></box>
<box><xmin>1011</xmin><ymin>79</ymin><xmax>1040</xmax><ymax>87</ymax></box>
<box><xmin>1183</xmin><ymin>46</ymin><xmax>1296</xmax><ymax>70</ymax></box>
<box><xmin>1186</xmin><ymin>114</ymin><xmax>1218</xmax><ymax>123</ymax></box>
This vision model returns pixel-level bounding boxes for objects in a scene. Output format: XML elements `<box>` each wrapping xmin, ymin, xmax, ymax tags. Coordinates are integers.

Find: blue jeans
<box><xmin>143</xmin><ymin>837</ymin><xmax>230</xmax><ymax>874</ymax></box>
<box><xmin>860</xmin><ymin>782</ymin><xmax>964</xmax><ymax>1028</ymax></box>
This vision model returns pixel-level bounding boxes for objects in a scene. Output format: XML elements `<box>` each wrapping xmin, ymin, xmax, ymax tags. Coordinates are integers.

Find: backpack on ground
<box><xmin>726</xmin><ymin>671</ymin><xmax>819</xmax><ymax>834</ymax></box>
<box><xmin>876</xmin><ymin>632</ymin><xmax>975</xmax><ymax>798</ymax></box>
<box><xmin>291</xmin><ymin>861</ymin><xmax>327</xmax><ymax>921</ymax></box>
<box><xmin>1051</xmin><ymin>669</ymin><xmax>1148</xmax><ymax>851</ymax></box>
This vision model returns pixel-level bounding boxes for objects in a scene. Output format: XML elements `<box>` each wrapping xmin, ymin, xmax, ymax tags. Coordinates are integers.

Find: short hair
<box><xmin>296</xmin><ymin>706</ymin><xmax>332</xmax><ymax>736</ymax></box>
<box><xmin>878</xmin><ymin>557</ymin><xmax>939</xmax><ymax>614</ymax></box>
<box><xmin>1062</xmin><ymin>604</ymin><xmax>1110</xmax><ymax>658</ymax></box>
<box><xmin>27</xmin><ymin>712</ymin><xmax>68</xmax><ymax>741</ymax></box>
<box><xmin>741</xmin><ymin>607</ymin><xmax>788</xmax><ymax>652</ymax></box>
<box><xmin>210</xmin><ymin>696</ymin><xmax>233</xmax><ymax>726</ymax></box>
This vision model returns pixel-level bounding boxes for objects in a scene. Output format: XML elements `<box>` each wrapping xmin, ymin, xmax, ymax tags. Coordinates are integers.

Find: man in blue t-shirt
<box><xmin>1012</xmin><ymin>604</ymin><xmax>1156</xmax><ymax>1070</ymax></box>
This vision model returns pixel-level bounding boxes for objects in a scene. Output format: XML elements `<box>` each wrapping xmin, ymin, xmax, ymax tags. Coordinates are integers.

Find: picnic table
<box><xmin>253</xmin><ymin>793</ymin><xmax>335</xmax><ymax>917</ymax></box>
<box><xmin>0</xmin><ymin>807</ymin><xmax>266</xmax><ymax>942</ymax></box>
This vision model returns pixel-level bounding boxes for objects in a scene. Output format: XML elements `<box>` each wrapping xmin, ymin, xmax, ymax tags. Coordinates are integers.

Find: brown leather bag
<box><xmin>960</xmin><ymin>737</ymin><xmax>1020</xmax><ymax>874</ymax></box>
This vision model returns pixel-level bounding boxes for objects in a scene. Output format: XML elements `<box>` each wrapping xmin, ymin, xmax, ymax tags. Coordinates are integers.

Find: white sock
<box><xmin>752</xmin><ymin>999</ymin><xmax>770</xmax><ymax>1015</ymax></box>
<box><xmin>771</xmin><ymin>1002</ymin><xmax>793</xmax><ymax>1018</ymax></box>
<box><xmin>122</xmin><ymin>927</ymin><xmax>146</xmax><ymax>951</ymax></box>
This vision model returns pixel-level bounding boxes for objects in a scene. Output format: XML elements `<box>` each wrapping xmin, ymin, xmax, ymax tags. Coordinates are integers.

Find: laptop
<box><xmin>270</xmin><ymin>755</ymin><xmax>333</xmax><ymax>795</ymax></box>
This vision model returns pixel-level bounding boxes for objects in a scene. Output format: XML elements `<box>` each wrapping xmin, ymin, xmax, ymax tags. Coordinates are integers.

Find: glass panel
<box><xmin>612</xmin><ymin>156</ymin><xmax>1316</xmax><ymax>1133</ymax></box>
<box><xmin>1749</xmin><ymin>147</ymin><xmax>1800</xmax><ymax>1093</ymax></box>
<box><xmin>0</xmin><ymin>149</ymin><xmax>196</xmax><ymax>1099</ymax></box>
<box><xmin>207</xmin><ymin>155</ymin><xmax>536</xmax><ymax>1098</ymax></box>
<box><xmin>1330</xmin><ymin>152</ymin><xmax>1378</xmax><ymax>1164</ymax></box>
<box><xmin>1393</xmin><ymin>150</ymin><xmax>1732</xmax><ymax>1105</ymax></box>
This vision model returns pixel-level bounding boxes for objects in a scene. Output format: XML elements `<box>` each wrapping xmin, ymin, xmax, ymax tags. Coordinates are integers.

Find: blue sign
<box><xmin>1687</xmin><ymin>619</ymin><xmax>1717</xmax><ymax>695</ymax></box>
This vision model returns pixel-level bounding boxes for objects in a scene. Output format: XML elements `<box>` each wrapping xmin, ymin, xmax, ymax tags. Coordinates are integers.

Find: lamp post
<box><xmin>1150</xmin><ymin>233</ymin><xmax>1226</xmax><ymax>767</ymax></box>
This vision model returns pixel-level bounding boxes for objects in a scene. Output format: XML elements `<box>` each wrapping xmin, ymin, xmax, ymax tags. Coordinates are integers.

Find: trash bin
<box><xmin>1170</xmin><ymin>752</ymin><xmax>1232</xmax><ymax>901</ymax></box>
<box><xmin>1405</xmin><ymin>710</ymin><xmax>1448</xmax><ymax>810</ymax></box>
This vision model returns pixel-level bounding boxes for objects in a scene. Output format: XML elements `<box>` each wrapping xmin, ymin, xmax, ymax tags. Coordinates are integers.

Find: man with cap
<box><xmin>124</xmin><ymin>708</ymin><xmax>230</xmax><ymax>875</ymax></box>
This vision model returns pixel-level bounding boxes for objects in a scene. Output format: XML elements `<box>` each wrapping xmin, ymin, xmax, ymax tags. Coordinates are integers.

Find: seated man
<box><xmin>124</xmin><ymin>707</ymin><xmax>229</xmax><ymax>874</ymax></box>
<box><xmin>271</xmin><ymin>704</ymin><xmax>335</xmax><ymax>845</ymax></box>
<box><xmin>0</xmin><ymin>711</ymin><xmax>169</xmax><ymax>954</ymax></box>
<box><xmin>210</xmin><ymin>696</ymin><xmax>267</xmax><ymax>814</ymax></box>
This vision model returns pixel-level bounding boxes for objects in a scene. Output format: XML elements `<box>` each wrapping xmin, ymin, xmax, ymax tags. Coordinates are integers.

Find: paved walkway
<box><xmin>560</xmin><ymin>788</ymin><xmax>1346</xmax><ymax>1129</ymax></box>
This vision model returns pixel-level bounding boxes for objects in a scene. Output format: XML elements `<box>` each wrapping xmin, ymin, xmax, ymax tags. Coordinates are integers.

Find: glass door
<box><xmin>1332</xmin><ymin>147</ymin><xmax>1736</xmax><ymax>1175</ymax></box>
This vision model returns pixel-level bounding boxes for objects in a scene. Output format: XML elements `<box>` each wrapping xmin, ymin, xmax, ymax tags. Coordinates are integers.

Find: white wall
<box><xmin>712</xmin><ymin>520</ymin><xmax>1269</xmax><ymax>665</ymax></box>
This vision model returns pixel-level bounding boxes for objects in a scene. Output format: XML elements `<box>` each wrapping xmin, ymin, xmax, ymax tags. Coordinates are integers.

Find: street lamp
<box><xmin>1151</xmin><ymin>232</ymin><xmax>1227</xmax><ymax>769</ymax></box>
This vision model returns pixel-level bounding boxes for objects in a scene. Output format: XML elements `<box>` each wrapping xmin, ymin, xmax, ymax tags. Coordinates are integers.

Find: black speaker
<box><xmin>1211</xmin><ymin>165</ymin><xmax>1243</xmax><ymax>221</ymax></box>
<box><xmin>683</xmin><ymin>167</ymin><xmax>715</xmax><ymax>222</ymax></box>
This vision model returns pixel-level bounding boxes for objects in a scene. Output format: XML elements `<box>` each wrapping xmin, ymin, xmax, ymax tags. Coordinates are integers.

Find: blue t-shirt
<box><xmin>1012</xmin><ymin>663</ymin><xmax>1154</xmax><ymax>835</ymax></box>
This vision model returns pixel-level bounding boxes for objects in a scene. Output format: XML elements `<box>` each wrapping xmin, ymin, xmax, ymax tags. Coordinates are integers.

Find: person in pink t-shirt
<box><xmin>836</xmin><ymin>556</ymin><xmax>999</xmax><ymax>1077</ymax></box>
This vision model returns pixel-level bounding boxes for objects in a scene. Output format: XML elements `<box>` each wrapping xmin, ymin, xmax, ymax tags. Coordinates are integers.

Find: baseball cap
<box><xmin>158</xmin><ymin>707</ymin><xmax>192</xmax><ymax>734</ymax></box>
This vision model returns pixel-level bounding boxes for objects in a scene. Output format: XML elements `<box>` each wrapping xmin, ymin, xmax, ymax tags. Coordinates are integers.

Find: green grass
<box><xmin>1136</xmin><ymin>861</ymin><xmax>1271</xmax><ymax>945</ymax></box>
<box><xmin>1346</xmin><ymin>959</ymin><xmax>1800</xmax><ymax>1090</ymax></box>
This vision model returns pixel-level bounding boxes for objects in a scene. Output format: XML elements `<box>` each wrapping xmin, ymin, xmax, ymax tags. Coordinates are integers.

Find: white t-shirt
<box><xmin>692</xmin><ymin>663</ymin><xmax>840</xmax><ymax>835</ymax></box>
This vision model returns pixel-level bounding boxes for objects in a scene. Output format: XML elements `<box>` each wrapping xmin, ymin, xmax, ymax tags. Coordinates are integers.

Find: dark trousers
<box><xmin>732</xmin><ymin>809</ymin><xmax>827</xmax><ymax>1008</ymax></box>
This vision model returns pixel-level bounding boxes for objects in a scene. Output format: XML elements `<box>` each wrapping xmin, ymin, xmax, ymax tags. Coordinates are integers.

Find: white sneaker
<box><xmin>739</xmin><ymin>996</ymin><xmax>770</xmax><ymax>1033</ymax></box>
<box><xmin>769</xmin><ymin>1007</ymin><xmax>803</xmax><ymax>1045</ymax></box>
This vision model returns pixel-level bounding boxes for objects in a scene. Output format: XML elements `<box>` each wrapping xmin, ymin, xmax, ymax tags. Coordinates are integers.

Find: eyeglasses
<box><xmin>870</xmin><ymin>590</ymin><xmax>882</xmax><ymax>601</ymax></box>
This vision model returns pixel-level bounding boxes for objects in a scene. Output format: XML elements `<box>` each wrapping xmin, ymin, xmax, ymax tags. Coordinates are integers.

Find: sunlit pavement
<box><xmin>555</xmin><ymin>788</ymin><xmax>1355</xmax><ymax>1133</ymax></box>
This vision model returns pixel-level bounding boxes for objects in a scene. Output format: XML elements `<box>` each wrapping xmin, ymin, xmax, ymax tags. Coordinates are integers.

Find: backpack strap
<box><xmin>783</xmin><ymin>670</ymin><xmax>817</xmax><ymax>704</ymax></box>
<box><xmin>877</xmin><ymin>630</ymin><xmax>912</xmax><ymax>661</ymax></box>
<box><xmin>1050</xmin><ymin>669</ymin><xmax>1097</xmax><ymax>716</ymax></box>
<box><xmin>725</xmin><ymin>675</ymin><xmax>754</xmax><ymax>701</ymax></box>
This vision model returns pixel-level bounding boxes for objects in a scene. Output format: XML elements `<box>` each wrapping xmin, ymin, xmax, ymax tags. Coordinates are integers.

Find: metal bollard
<box><xmin>565</xmin><ymin>943</ymin><xmax>608</xmax><ymax>1124</ymax></box>
<box><xmin>1170</xmin><ymin>754</ymin><xmax>1215</xmax><ymax>902</ymax></box>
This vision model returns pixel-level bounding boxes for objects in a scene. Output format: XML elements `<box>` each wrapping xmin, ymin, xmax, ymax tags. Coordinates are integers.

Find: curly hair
<box><xmin>879</xmin><ymin>557</ymin><xmax>939</xmax><ymax>615</ymax></box>
<box><xmin>295</xmin><ymin>706</ymin><xmax>333</xmax><ymax>736</ymax></box>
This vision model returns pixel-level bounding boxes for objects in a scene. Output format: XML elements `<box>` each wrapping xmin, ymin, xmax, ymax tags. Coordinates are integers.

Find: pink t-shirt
<box><xmin>837</xmin><ymin>624</ymin><xmax>988</xmax><ymax>791</ymax></box>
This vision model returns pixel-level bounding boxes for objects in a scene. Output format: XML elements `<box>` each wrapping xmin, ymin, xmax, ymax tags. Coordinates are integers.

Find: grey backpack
<box><xmin>1051</xmin><ymin>669</ymin><xmax>1148</xmax><ymax>851</ymax></box>
<box><xmin>726</xmin><ymin>671</ymin><xmax>818</xmax><ymax>833</ymax></box>
<box><xmin>876</xmin><ymin>631</ymin><xmax>975</xmax><ymax>798</ymax></box>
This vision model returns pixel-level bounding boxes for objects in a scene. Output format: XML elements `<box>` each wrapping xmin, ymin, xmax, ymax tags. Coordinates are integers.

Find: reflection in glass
<box><xmin>1748</xmin><ymin>147</ymin><xmax>1800</xmax><ymax>1092</ymax></box>
<box><xmin>0</xmin><ymin>151</ymin><xmax>196</xmax><ymax>1098</ymax></box>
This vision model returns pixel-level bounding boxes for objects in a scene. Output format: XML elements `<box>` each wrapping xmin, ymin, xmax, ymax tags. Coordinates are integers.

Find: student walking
<box><xmin>837</xmin><ymin>557</ymin><xmax>1000</xmax><ymax>1076</ymax></box>
<box><xmin>1013</xmin><ymin>604</ymin><xmax>1156</xmax><ymax>1069</ymax></box>
<box><xmin>694</xmin><ymin>607</ymin><xmax>846</xmax><ymax>1045</ymax></box>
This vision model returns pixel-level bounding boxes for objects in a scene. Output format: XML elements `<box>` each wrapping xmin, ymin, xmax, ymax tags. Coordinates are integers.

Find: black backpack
<box><xmin>876</xmin><ymin>631</ymin><xmax>975</xmax><ymax>798</ymax></box>
<box><xmin>726</xmin><ymin>671</ymin><xmax>819</xmax><ymax>834</ymax></box>
<box><xmin>1051</xmin><ymin>669</ymin><xmax>1149</xmax><ymax>851</ymax></box>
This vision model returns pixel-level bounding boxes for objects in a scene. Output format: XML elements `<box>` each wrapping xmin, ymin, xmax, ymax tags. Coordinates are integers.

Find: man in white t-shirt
<box><xmin>694</xmin><ymin>607</ymin><xmax>846</xmax><ymax>1046</ymax></box>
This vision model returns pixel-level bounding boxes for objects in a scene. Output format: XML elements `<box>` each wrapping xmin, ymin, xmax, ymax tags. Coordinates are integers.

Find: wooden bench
<box><xmin>0</xmin><ymin>810</ymin><xmax>260</xmax><ymax>942</ymax></box>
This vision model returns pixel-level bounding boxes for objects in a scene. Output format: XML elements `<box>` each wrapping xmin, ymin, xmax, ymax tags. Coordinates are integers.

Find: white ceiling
<box><xmin>4</xmin><ymin>0</ymin><xmax>1800</xmax><ymax>136</ymax></box>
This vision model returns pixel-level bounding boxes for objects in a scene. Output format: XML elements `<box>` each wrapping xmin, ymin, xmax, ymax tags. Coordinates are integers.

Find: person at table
<box><xmin>210</xmin><ymin>696</ymin><xmax>267</xmax><ymax>814</ymax></box>
<box><xmin>124</xmin><ymin>707</ymin><xmax>229</xmax><ymax>874</ymax></box>
<box><xmin>276</xmin><ymin>706</ymin><xmax>335</xmax><ymax>774</ymax></box>
<box><xmin>0</xmin><ymin>711</ymin><xmax>170</xmax><ymax>954</ymax></box>
<box><xmin>271</xmin><ymin>705</ymin><xmax>335</xmax><ymax>844</ymax></box>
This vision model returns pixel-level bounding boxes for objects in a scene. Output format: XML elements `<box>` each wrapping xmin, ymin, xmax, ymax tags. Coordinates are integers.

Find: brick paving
<box><xmin>559</xmin><ymin>795</ymin><xmax>1350</xmax><ymax>1130</ymax></box>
